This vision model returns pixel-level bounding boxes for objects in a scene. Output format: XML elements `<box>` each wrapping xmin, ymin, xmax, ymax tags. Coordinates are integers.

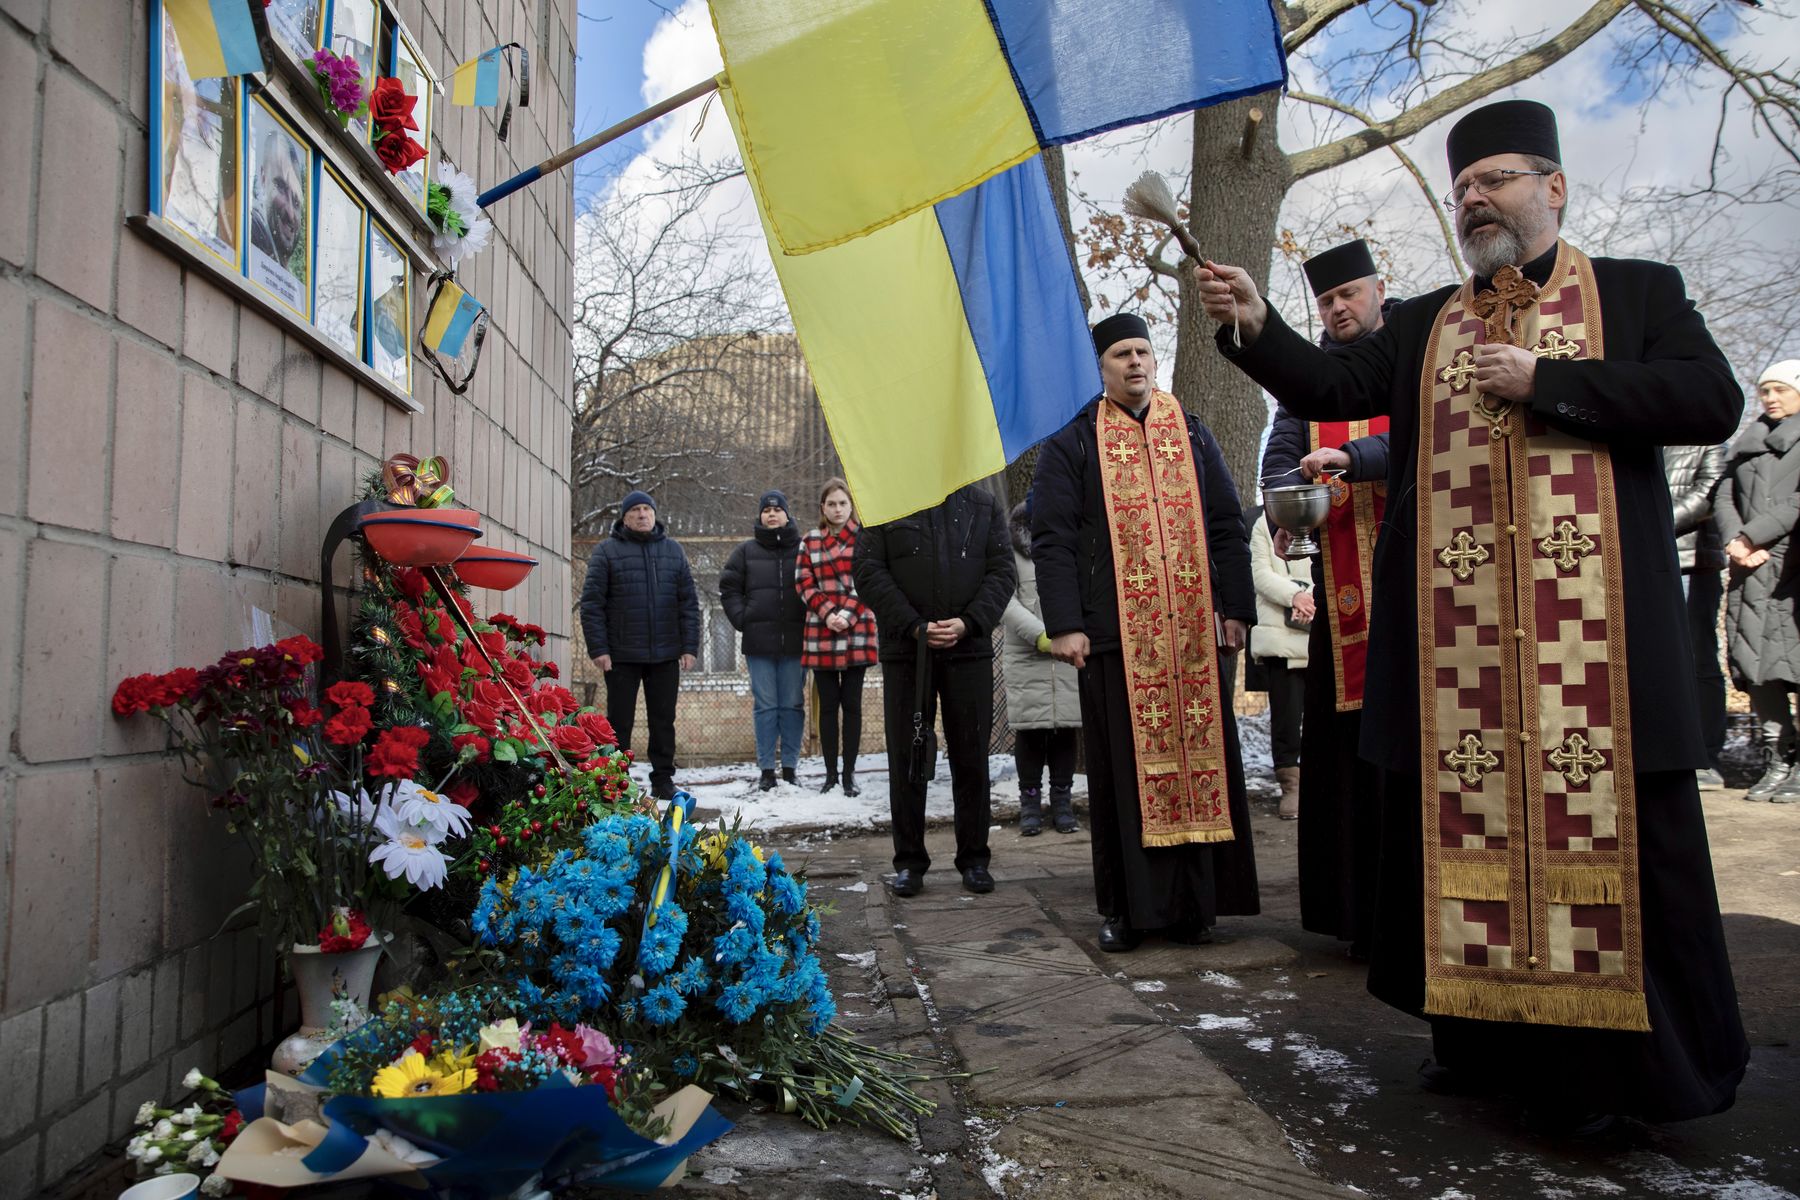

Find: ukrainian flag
<box><xmin>710</xmin><ymin>0</ymin><xmax>1286</xmax><ymax>254</ymax></box>
<box><xmin>422</xmin><ymin>283</ymin><xmax>483</xmax><ymax>359</ymax></box>
<box><xmin>728</xmin><ymin>84</ymin><xmax>1099</xmax><ymax>524</ymax></box>
<box><xmin>165</xmin><ymin>0</ymin><xmax>264</xmax><ymax>79</ymax></box>
<box><xmin>449</xmin><ymin>47</ymin><xmax>503</xmax><ymax>107</ymax></box>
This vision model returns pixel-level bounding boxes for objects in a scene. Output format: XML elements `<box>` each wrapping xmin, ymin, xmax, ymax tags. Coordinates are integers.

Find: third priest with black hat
<box><xmin>1029</xmin><ymin>312</ymin><xmax>1260</xmax><ymax>952</ymax></box>
<box><xmin>1194</xmin><ymin>99</ymin><xmax>1748</xmax><ymax>1128</ymax></box>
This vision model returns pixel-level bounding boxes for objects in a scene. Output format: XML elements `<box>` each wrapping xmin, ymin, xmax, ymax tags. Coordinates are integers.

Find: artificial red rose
<box><xmin>535</xmin><ymin>659</ymin><xmax>560</xmax><ymax>680</ymax></box>
<box><xmin>478</xmin><ymin>630</ymin><xmax>508</xmax><ymax>660</ymax></box>
<box><xmin>367</xmin><ymin>725</ymin><xmax>431</xmax><ymax>779</ymax></box>
<box><xmin>326</xmin><ymin>681</ymin><xmax>376</xmax><ymax>709</ymax></box>
<box><xmin>461</xmin><ymin>701</ymin><xmax>500</xmax><ymax>736</ymax></box>
<box><xmin>453</xmin><ymin>732</ymin><xmax>491</xmax><ymax>763</ymax></box>
<box><xmin>318</xmin><ymin>909</ymin><xmax>372</xmax><ymax>953</ymax></box>
<box><xmin>418</xmin><ymin>660</ymin><xmax>459</xmax><ymax>699</ymax></box>
<box><xmin>369</xmin><ymin>77</ymin><xmax>419</xmax><ymax>131</ymax></box>
<box><xmin>449</xmin><ymin>590</ymin><xmax>475</xmax><ymax>622</ymax></box>
<box><xmin>589</xmin><ymin>1063</ymin><xmax>618</xmax><ymax>1101</ymax></box>
<box><xmin>575</xmin><ymin>710</ymin><xmax>618</xmax><ymax>749</ymax></box>
<box><xmin>324</xmin><ymin>705</ymin><xmax>373</xmax><ymax>746</ymax></box>
<box><xmin>533</xmin><ymin>1023</ymin><xmax>585</xmax><ymax>1067</ymax></box>
<box><xmin>395</xmin><ymin>569</ymin><xmax>430</xmax><ymax>604</ymax></box>
<box><xmin>469</xmin><ymin>680</ymin><xmax>513</xmax><ymax>713</ymax></box>
<box><xmin>460</xmin><ymin>637</ymin><xmax>490</xmax><ymax>676</ymax></box>
<box><xmin>532</xmin><ymin>686</ymin><xmax>579</xmax><ymax>718</ymax></box>
<box><xmin>550</xmin><ymin>724</ymin><xmax>596</xmax><ymax>760</ymax></box>
<box><xmin>502</xmin><ymin>655</ymin><xmax>535</xmax><ymax>690</ymax></box>
<box><xmin>288</xmin><ymin>702</ymin><xmax>325</xmax><ymax>727</ymax></box>
<box><xmin>395</xmin><ymin>604</ymin><xmax>427</xmax><ymax>650</ymax></box>
<box><xmin>274</xmin><ymin>635</ymin><xmax>325</xmax><ymax>666</ymax></box>
<box><xmin>409</xmin><ymin>1031</ymin><xmax>435</xmax><ymax>1057</ymax></box>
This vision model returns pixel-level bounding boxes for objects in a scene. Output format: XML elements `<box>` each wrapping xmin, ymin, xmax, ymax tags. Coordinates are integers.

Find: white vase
<box><xmin>271</xmin><ymin>935</ymin><xmax>386</xmax><ymax>1076</ymax></box>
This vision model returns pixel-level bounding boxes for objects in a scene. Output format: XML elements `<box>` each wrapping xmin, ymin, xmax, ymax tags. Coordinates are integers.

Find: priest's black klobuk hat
<box><xmin>1302</xmin><ymin>239</ymin><xmax>1377</xmax><ymax>297</ymax></box>
<box><xmin>1445</xmin><ymin>99</ymin><xmax>1561</xmax><ymax>180</ymax></box>
<box><xmin>1092</xmin><ymin>313</ymin><xmax>1151</xmax><ymax>355</ymax></box>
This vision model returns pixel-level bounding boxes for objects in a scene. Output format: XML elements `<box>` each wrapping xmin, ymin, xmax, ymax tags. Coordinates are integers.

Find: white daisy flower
<box><xmin>384</xmin><ymin>779</ymin><xmax>472</xmax><ymax>841</ymax></box>
<box><xmin>432</xmin><ymin>161</ymin><xmax>493</xmax><ymax>268</ymax></box>
<box><xmin>370</xmin><ymin>804</ymin><xmax>451</xmax><ymax>889</ymax></box>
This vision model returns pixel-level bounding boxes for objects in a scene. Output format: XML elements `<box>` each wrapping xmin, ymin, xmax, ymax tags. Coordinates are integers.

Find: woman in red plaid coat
<box><xmin>797</xmin><ymin>477</ymin><xmax>878</xmax><ymax>795</ymax></box>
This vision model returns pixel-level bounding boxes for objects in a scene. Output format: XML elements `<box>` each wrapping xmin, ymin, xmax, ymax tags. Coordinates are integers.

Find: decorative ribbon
<box><xmin>381</xmin><ymin>454</ymin><xmax>452</xmax><ymax>507</ymax></box>
<box><xmin>494</xmin><ymin>41</ymin><xmax>531</xmax><ymax>143</ymax></box>
<box><xmin>641</xmin><ymin>792</ymin><xmax>695</xmax><ymax>946</ymax></box>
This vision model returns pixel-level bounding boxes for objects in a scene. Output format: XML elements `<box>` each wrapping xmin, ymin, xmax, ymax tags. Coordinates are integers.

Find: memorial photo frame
<box><xmin>327</xmin><ymin>0</ymin><xmax>379</xmax><ymax>142</ymax></box>
<box><xmin>245</xmin><ymin>97</ymin><xmax>314</xmax><ymax>320</ymax></box>
<box><xmin>368</xmin><ymin>221</ymin><xmax>411</xmax><ymax>394</ymax></box>
<box><xmin>314</xmin><ymin>161</ymin><xmax>366</xmax><ymax>359</ymax></box>
<box><xmin>388</xmin><ymin>26</ymin><xmax>433</xmax><ymax>211</ymax></box>
<box><xmin>266</xmin><ymin>0</ymin><xmax>324</xmax><ymax>62</ymax></box>
<box><xmin>153</xmin><ymin>6</ymin><xmax>240</xmax><ymax>268</ymax></box>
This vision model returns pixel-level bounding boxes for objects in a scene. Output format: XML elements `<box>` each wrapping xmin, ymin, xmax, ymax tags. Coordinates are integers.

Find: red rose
<box><xmin>532</xmin><ymin>686</ymin><xmax>579</xmax><ymax>718</ymax></box>
<box><xmin>288</xmin><ymin>702</ymin><xmax>325</xmax><ymax>727</ymax></box>
<box><xmin>576</xmin><ymin>710</ymin><xmax>618</xmax><ymax>749</ymax></box>
<box><xmin>324</xmin><ymin>706</ymin><xmax>373</xmax><ymax>746</ymax></box>
<box><xmin>418</xmin><ymin>661</ymin><xmax>459</xmax><ymax>699</ymax></box>
<box><xmin>461</xmin><ymin>638</ymin><xmax>490</xmax><ymax>676</ymax></box>
<box><xmin>461</xmin><ymin>701</ymin><xmax>500</xmax><ymax>736</ymax></box>
<box><xmin>373</xmin><ymin>128</ymin><xmax>424</xmax><ymax>174</ymax></box>
<box><xmin>318</xmin><ymin>909</ymin><xmax>372</xmax><ymax>953</ymax></box>
<box><xmin>469</xmin><ymin>680</ymin><xmax>513</xmax><ymax>713</ymax></box>
<box><xmin>369</xmin><ymin>77</ymin><xmax>419</xmax><ymax>131</ymax></box>
<box><xmin>502</xmin><ymin>655</ymin><xmax>535</xmax><ymax>690</ymax></box>
<box><xmin>453</xmin><ymin>732</ymin><xmax>491</xmax><ymax>763</ymax></box>
<box><xmin>589</xmin><ymin>1063</ymin><xmax>618</xmax><ymax>1101</ymax></box>
<box><xmin>396</xmin><ymin>569</ymin><xmax>430</xmax><ymax>604</ymax></box>
<box><xmin>367</xmin><ymin>725</ymin><xmax>431</xmax><ymax>778</ymax></box>
<box><xmin>395</xmin><ymin>604</ymin><xmax>427</xmax><ymax>650</ymax></box>
<box><xmin>478</xmin><ymin>630</ymin><xmax>508</xmax><ymax>660</ymax></box>
<box><xmin>326</xmin><ymin>681</ymin><xmax>376</xmax><ymax>708</ymax></box>
<box><xmin>274</xmin><ymin>636</ymin><xmax>325</xmax><ymax>666</ymax></box>
<box><xmin>550</xmin><ymin>724</ymin><xmax>596</xmax><ymax>760</ymax></box>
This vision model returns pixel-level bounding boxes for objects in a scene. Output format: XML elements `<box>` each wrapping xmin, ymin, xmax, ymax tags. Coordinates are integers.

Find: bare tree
<box><xmin>1079</xmin><ymin>0</ymin><xmax>1799</xmax><ymax>493</ymax></box>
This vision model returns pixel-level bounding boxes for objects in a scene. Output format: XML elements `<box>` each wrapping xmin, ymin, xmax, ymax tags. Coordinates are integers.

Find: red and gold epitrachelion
<box><xmin>1310</xmin><ymin>417</ymin><xmax>1389</xmax><ymax>711</ymax></box>
<box><xmin>1095</xmin><ymin>391</ymin><xmax>1232</xmax><ymax>847</ymax></box>
<box><xmin>1416</xmin><ymin>240</ymin><xmax>1648</xmax><ymax>1033</ymax></box>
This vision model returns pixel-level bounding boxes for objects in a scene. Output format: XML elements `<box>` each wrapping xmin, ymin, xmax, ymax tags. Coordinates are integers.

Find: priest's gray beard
<box><xmin>1458</xmin><ymin>205</ymin><xmax>1554</xmax><ymax>278</ymax></box>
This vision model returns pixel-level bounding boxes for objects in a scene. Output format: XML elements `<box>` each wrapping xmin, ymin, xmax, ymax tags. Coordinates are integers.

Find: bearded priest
<box><xmin>1194</xmin><ymin>99</ymin><xmax>1748</xmax><ymax>1129</ymax></box>
<box><xmin>1030</xmin><ymin>314</ymin><xmax>1260</xmax><ymax>953</ymax></box>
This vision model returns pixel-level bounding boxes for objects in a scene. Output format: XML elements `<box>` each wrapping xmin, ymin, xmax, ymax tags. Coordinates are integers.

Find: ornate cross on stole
<box><xmin>1466</xmin><ymin>264</ymin><xmax>1542</xmax><ymax>437</ymax></box>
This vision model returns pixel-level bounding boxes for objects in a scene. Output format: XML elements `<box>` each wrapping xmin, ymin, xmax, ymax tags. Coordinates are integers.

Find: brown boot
<box><xmin>1276</xmin><ymin>766</ymin><xmax>1300</xmax><ymax>820</ymax></box>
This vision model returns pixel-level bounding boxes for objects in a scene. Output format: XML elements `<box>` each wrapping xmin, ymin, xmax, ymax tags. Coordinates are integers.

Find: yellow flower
<box><xmin>370</xmin><ymin>1052</ymin><xmax>474</xmax><ymax>1099</ymax></box>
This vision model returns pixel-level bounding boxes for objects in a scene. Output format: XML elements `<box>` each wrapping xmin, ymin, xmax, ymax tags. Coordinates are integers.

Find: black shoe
<box><xmin>1049</xmin><ymin>785</ymin><xmax>1078</xmax><ymax>833</ymax></box>
<box><xmin>758</xmin><ymin>769</ymin><xmax>777</xmax><ymax>792</ymax></box>
<box><xmin>1098</xmin><ymin>918</ymin><xmax>1138</xmax><ymax>952</ymax></box>
<box><xmin>1165</xmin><ymin>921</ymin><xmax>1214</xmax><ymax>945</ymax></box>
<box><xmin>891</xmin><ymin>868</ymin><xmax>923</xmax><ymax>897</ymax></box>
<box><xmin>821</xmin><ymin>773</ymin><xmax>839</xmax><ymax>794</ymax></box>
<box><xmin>651</xmin><ymin>784</ymin><xmax>676</xmax><ymax>801</ymax></box>
<box><xmin>781</xmin><ymin>766</ymin><xmax>797</xmax><ymax>785</ymax></box>
<box><xmin>1019</xmin><ymin>787</ymin><xmax>1043</xmax><ymax>837</ymax></box>
<box><xmin>961</xmin><ymin>866</ymin><xmax>995</xmax><ymax>894</ymax></box>
<box><xmin>842</xmin><ymin>773</ymin><xmax>861</xmax><ymax>797</ymax></box>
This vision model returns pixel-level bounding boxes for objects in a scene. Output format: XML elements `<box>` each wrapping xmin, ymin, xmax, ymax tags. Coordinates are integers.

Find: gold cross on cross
<box><xmin>1184</xmin><ymin>697</ymin><xmax>1213</xmax><ymax>726</ymax></box>
<box><xmin>1124</xmin><ymin>563</ymin><xmax>1157</xmax><ymax>590</ymax></box>
<box><xmin>1533</xmin><ymin>330</ymin><xmax>1579</xmax><ymax>360</ymax></box>
<box><xmin>1437</xmin><ymin>530</ymin><xmax>1490</xmax><ymax>581</ymax></box>
<box><xmin>1538</xmin><ymin>519</ymin><xmax>1595</xmax><ymax>573</ymax></box>
<box><xmin>1154</xmin><ymin>435</ymin><xmax>1184</xmax><ymax>461</ymax></box>
<box><xmin>1547</xmin><ymin>731</ymin><xmax>1606</xmax><ymax>787</ymax></box>
<box><xmin>1439</xmin><ymin>350</ymin><xmax>1477</xmax><ymax>391</ymax></box>
<box><xmin>1445</xmin><ymin>732</ymin><xmax>1500</xmax><ymax>787</ymax></box>
<box><xmin>1141</xmin><ymin>699</ymin><xmax>1171</xmax><ymax>728</ymax></box>
<box><xmin>1107</xmin><ymin>440</ymin><xmax>1140</xmax><ymax>464</ymax></box>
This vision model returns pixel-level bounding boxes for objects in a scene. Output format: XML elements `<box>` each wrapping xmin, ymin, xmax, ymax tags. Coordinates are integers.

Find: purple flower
<box><xmin>309</xmin><ymin>48</ymin><xmax>365</xmax><ymax>118</ymax></box>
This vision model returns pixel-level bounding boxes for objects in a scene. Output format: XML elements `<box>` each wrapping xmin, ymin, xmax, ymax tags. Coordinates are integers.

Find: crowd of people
<box><xmin>578</xmin><ymin>98</ymin><xmax>1771</xmax><ymax>1133</ymax></box>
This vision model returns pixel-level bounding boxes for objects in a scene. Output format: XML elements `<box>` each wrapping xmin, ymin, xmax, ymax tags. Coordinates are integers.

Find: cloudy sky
<box><xmin>570</xmin><ymin>0</ymin><xmax>1798</xmax><ymax>387</ymax></box>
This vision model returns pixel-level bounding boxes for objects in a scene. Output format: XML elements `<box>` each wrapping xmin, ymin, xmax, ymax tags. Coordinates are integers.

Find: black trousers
<box><xmin>1014</xmin><ymin>727</ymin><xmax>1078</xmax><ymax>791</ymax></box>
<box><xmin>815</xmin><ymin>666</ymin><xmax>867</xmax><ymax>771</ymax></box>
<box><xmin>1263</xmin><ymin>659</ymin><xmax>1306</xmax><ymax>770</ymax></box>
<box><xmin>605</xmin><ymin>660</ymin><xmax>680</xmax><ymax>796</ymax></box>
<box><xmin>881</xmin><ymin>653</ymin><xmax>992</xmax><ymax>874</ymax></box>
<box><xmin>1686</xmin><ymin>567</ymin><xmax>1726</xmax><ymax>766</ymax></box>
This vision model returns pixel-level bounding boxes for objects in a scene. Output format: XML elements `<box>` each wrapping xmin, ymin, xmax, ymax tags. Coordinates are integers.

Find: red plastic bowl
<box><xmin>452</xmin><ymin>548</ymin><xmax>539</xmax><ymax>591</ymax></box>
<box><xmin>360</xmin><ymin>507</ymin><xmax>481</xmax><ymax>529</ymax></box>
<box><xmin>358</xmin><ymin>516</ymin><xmax>482</xmax><ymax>566</ymax></box>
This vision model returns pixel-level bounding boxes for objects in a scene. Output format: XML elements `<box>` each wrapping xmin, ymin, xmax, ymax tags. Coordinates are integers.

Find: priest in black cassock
<box><xmin>1197</xmin><ymin>99</ymin><xmax>1748</xmax><ymax>1127</ymax></box>
<box><xmin>1259</xmin><ymin>238</ymin><xmax>1394</xmax><ymax>959</ymax></box>
<box><xmin>1031</xmin><ymin>314</ymin><xmax>1259</xmax><ymax>951</ymax></box>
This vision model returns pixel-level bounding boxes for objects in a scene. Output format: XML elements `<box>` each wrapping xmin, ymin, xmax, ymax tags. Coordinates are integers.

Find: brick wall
<box><xmin>0</xmin><ymin>1</ymin><xmax>577</xmax><ymax>1193</ymax></box>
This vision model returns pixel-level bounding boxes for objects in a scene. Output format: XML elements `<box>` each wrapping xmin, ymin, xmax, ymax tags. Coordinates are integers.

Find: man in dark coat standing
<box><xmin>1196</xmin><ymin>99</ymin><xmax>1748</xmax><ymax>1128</ymax></box>
<box><xmin>1260</xmin><ymin>238</ymin><xmax>1394</xmax><ymax>957</ymax></box>
<box><xmin>1032</xmin><ymin>314</ymin><xmax>1260</xmax><ymax>952</ymax></box>
<box><xmin>855</xmin><ymin>485</ymin><xmax>1015</xmax><ymax>896</ymax></box>
<box><xmin>580</xmin><ymin>490</ymin><xmax>701</xmax><ymax>800</ymax></box>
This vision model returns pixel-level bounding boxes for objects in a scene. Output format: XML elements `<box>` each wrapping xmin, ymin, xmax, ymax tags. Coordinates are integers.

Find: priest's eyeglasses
<box><xmin>1441</xmin><ymin>169</ymin><xmax>1552</xmax><ymax>211</ymax></box>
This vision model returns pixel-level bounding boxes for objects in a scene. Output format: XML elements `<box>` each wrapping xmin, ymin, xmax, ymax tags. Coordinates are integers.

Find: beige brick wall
<box><xmin>0</xmin><ymin>2</ymin><xmax>577</xmax><ymax>1193</ymax></box>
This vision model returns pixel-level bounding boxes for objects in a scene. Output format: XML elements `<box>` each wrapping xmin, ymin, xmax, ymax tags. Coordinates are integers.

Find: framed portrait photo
<box><xmin>154</xmin><ymin>6</ymin><xmax>239</xmax><ymax>266</ymax></box>
<box><xmin>327</xmin><ymin>0</ymin><xmax>378</xmax><ymax>142</ymax></box>
<box><xmin>368</xmin><ymin>222</ymin><xmax>411</xmax><ymax>394</ymax></box>
<box><xmin>313</xmin><ymin>163</ymin><xmax>365</xmax><ymax>359</ymax></box>
<box><xmin>245</xmin><ymin>98</ymin><xmax>313</xmax><ymax>319</ymax></box>
<box><xmin>388</xmin><ymin>29</ymin><xmax>433</xmax><ymax>210</ymax></box>
<box><xmin>265</xmin><ymin>0</ymin><xmax>323</xmax><ymax>62</ymax></box>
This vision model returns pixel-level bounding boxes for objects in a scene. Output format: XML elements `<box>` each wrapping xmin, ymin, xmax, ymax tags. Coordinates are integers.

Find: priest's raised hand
<box><xmin>1192</xmin><ymin>261</ymin><xmax>1268</xmax><ymax>342</ymax></box>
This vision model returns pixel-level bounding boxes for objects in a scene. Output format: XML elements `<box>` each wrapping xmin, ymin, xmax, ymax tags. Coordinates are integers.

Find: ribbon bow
<box><xmin>1470</xmin><ymin>264</ymin><xmax>1541</xmax><ymax>347</ymax></box>
<box><xmin>381</xmin><ymin>454</ymin><xmax>454</xmax><ymax>507</ymax></box>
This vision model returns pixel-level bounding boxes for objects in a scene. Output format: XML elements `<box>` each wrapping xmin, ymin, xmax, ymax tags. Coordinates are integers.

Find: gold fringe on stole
<box><xmin>1439</xmin><ymin>860</ymin><xmax>1509</xmax><ymax>901</ymax></box>
<box><xmin>1427</xmin><ymin>978</ymin><xmax>1650</xmax><ymax>1032</ymax></box>
<box><xmin>1546</xmin><ymin>866</ymin><xmax>1622</xmax><ymax>905</ymax></box>
<box><xmin>1141</xmin><ymin>827</ymin><xmax>1239</xmax><ymax>847</ymax></box>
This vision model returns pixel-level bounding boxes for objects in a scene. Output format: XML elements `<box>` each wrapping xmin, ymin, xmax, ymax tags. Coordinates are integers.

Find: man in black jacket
<box><xmin>1665</xmin><ymin>444</ymin><xmax>1730</xmax><ymax>790</ymax></box>
<box><xmin>1197</xmin><ymin>100</ymin><xmax>1747</xmax><ymax>1127</ymax></box>
<box><xmin>580</xmin><ymin>490</ymin><xmax>700</xmax><ymax>800</ymax></box>
<box><xmin>1032</xmin><ymin>313</ymin><xmax>1260</xmax><ymax>952</ymax></box>
<box><xmin>855</xmin><ymin>485</ymin><xmax>1015</xmax><ymax>896</ymax></box>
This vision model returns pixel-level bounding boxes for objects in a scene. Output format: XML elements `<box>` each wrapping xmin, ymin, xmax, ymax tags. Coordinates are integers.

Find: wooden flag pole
<box><xmin>477</xmin><ymin>75</ymin><xmax>721</xmax><ymax>209</ymax></box>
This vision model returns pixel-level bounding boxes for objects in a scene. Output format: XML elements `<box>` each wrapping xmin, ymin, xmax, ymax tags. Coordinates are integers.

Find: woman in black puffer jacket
<box><xmin>720</xmin><ymin>490</ymin><xmax>807</xmax><ymax>791</ymax></box>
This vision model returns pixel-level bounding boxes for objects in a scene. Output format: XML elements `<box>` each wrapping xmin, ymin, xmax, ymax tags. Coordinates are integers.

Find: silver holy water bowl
<box><xmin>1264</xmin><ymin>482</ymin><xmax>1333</xmax><ymax>556</ymax></box>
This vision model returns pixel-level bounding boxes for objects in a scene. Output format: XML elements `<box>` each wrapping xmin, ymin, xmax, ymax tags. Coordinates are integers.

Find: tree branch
<box><xmin>1287</xmin><ymin>0</ymin><xmax>1633</xmax><ymax>180</ymax></box>
<box><xmin>1282</xmin><ymin>0</ymin><xmax>1372</xmax><ymax>54</ymax></box>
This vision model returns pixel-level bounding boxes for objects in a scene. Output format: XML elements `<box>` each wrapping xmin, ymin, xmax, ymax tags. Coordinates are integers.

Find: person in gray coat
<box><xmin>1000</xmin><ymin>500</ymin><xmax>1082</xmax><ymax>835</ymax></box>
<box><xmin>1665</xmin><ymin>441</ymin><xmax>1730</xmax><ymax>789</ymax></box>
<box><xmin>1720</xmin><ymin>359</ymin><xmax>1800</xmax><ymax>802</ymax></box>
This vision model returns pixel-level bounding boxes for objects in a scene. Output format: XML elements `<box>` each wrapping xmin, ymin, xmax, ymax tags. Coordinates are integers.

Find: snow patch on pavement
<box><xmin>1181</xmin><ymin>1014</ymin><xmax>1256</xmax><ymax>1032</ymax></box>
<box><xmin>1132</xmin><ymin>980</ymin><xmax>1167</xmax><ymax>993</ymax></box>
<box><xmin>1197</xmin><ymin>970</ymin><xmax>1243</xmax><ymax>989</ymax></box>
<box><xmin>836</xmin><ymin>951</ymin><xmax>877</xmax><ymax>969</ymax></box>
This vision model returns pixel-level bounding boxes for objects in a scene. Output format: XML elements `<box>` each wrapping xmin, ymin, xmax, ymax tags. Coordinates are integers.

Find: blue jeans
<box><xmin>746</xmin><ymin>656</ymin><xmax>805</xmax><ymax>769</ymax></box>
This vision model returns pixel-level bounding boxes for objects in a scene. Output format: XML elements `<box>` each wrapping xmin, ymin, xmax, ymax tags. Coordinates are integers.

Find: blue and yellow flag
<box><xmin>165</xmin><ymin>0</ymin><xmax>264</xmax><ymax>79</ymax></box>
<box><xmin>449</xmin><ymin>47</ymin><xmax>503</xmax><ymax>107</ymax></box>
<box><xmin>422</xmin><ymin>283</ymin><xmax>483</xmax><ymax>359</ymax></box>
<box><xmin>728</xmin><ymin>84</ymin><xmax>1099</xmax><ymax>524</ymax></box>
<box><xmin>709</xmin><ymin>0</ymin><xmax>1286</xmax><ymax>254</ymax></box>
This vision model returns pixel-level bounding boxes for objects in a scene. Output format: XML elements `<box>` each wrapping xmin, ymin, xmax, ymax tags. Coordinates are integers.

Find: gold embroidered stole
<box><xmin>1416</xmin><ymin>241</ymin><xmax>1647</xmax><ymax>1033</ymax></box>
<box><xmin>1096</xmin><ymin>392</ymin><xmax>1232</xmax><ymax>847</ymax></box>
<box><xmin>1310</xmin><ymin>417</ymin><xmax>1389</xmax><ymax>711</ymax></box>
